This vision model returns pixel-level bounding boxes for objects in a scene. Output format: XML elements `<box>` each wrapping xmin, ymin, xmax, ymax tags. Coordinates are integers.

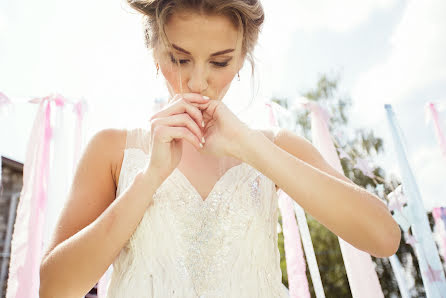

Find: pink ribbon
<box><xmin>72</xmin><ymin>99</ymin><xmax>88</xmax><ymax>174</ymax></box>
<box><xmin>432</xmin><ymin>207</ymin><xmax>446</xmax><ymax>267</ymax></box>
<box><xmin>6</xmin><ymin>93</ymin><xmax>67</xmax><ymax>298</ymax></box>
<box><xmin>426</xmin><ymin>102</ymin><xmax>446</xmax><ymax>159</ymax></box>
<box><xmin>301</xmin><ymin>101</ymin><xmax>384</xmax><ymax>298</ymax></box>
<box><xmin>265</xmin><ymin>102</ymin><xmax>311</xmax><ymax>298</ymax></box>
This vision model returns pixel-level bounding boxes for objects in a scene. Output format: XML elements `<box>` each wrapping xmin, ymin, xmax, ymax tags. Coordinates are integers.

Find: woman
<box><xmin>39</xmin><ymin>0</ymin><xmax>401</xmax><ymax>297</ymax></box>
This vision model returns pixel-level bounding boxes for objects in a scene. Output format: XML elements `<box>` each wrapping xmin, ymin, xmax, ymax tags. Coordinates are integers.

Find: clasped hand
<box><xmin>147</xmin><ymin>92</ymin><xmax>251</xmax><ymax>178</ymax></box>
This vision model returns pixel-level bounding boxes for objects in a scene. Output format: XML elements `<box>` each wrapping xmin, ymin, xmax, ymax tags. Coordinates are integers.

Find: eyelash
<box><xmin>169</xmin><ymin>53</ymin><xmax>229</xmax><ymax>68</ymax></box>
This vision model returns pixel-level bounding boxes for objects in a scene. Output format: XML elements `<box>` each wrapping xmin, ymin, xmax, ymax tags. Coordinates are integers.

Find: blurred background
<box><xmin>1</xmin><ymin>0</ymin><xmax>445</xmax><ymax>297</ymax></box>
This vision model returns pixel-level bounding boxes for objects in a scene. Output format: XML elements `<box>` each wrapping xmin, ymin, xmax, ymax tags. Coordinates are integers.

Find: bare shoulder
<box><xmin>84</xmin><ymin>127</ymin><xmax>128</xmax><ymax>188</ymax></box>
<box><xmin>40</xmin><ymin>127</ymin><xmax>127</xmax><ymax>263</ymax></box>
<box><xmin>101</xmin><ymin>128</ymin><xmax>128</xmax><ymax>190</ymax></box>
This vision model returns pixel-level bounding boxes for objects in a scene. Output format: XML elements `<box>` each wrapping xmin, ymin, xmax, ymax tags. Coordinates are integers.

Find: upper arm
<box><xmin>271</xmin><ymin>128</ymin><xmax>354</xmax><ymax>185</ymax></box>
<box><xmin>41</xmin><ymin>128</ymin><xmax>126</xmax><ymax>263</ymax></box>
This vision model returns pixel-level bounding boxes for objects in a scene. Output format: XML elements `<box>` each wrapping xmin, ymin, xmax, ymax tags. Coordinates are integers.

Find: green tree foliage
<box><xmin>275</xmin><ymin>73</ymin><xmax>434</xmax><ymax>297</ymax></box>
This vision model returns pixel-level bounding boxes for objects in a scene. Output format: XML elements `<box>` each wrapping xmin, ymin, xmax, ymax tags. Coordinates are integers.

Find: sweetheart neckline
<box><xmin>124</xmin><ymin>148</ymin><xmax>249</xmax><ymax>203</ymax></box>
<box><xmin>174</xmin><ymin>162</ymin><xmax>248</xmax><ymax>203</ymax></box>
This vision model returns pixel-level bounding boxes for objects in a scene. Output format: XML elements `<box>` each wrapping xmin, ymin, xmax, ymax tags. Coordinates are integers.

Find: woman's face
<box><xmin>155</xmin><ymin>11</ymin><xmax>245</xmax><ymax>101</ymax></box>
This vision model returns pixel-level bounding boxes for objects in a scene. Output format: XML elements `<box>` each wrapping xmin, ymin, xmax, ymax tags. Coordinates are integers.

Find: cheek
<box><xmin>160</xmin><ymin>63</ymin><xmax>236</xmax><ymax>97</ymax></box>
<box><xmin>208</xmin><ymin>71</ymin><xmax>236</xmax><ymax>96</ymax></box>
<box><xmin>160</xmin><ymin>66</ymin><xmax>181</xmax><ymax>89</ymax></box>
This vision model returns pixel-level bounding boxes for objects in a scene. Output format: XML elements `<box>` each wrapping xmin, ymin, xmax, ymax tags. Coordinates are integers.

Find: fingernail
<box><xmin>200</xmin><ymin>143</ymin><xmax>203</xmax><ymax>148</ymax></box>
<box><xmin>203</xmin><ymin>96</ymin><xmax>210</xmax><ymax>100</ymax></box>
<box><xmin>202</xmin><ymin>120</ymin><xmax>205</xmax><ymax>127</ymax></box>
<box><xmin>202</xmin><ymin>136</ymin><xmax>205</xmax><ymax>143</ymax></box>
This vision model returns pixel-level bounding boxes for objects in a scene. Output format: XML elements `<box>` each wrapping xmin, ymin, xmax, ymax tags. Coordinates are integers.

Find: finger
<box><xmin>165</xmin><ymin>126</ymin><xmax>203</xmax><ymax>151</ymax></box>
<box><xmin>152</xmin><ymin>98</ymin><xmax>206</xmax><ymax>130</ymax></box>
<box><xmin>151</xmin><ymin>113</ymin><xmax>203</xmax><ymax>143</ymax></box>
<box><xmin>179</xmin><ymin>93</ymin><xmax>210</xmax><ymax>103</ymax></box>
<box><xmin>190</xmin><ymin>101</ymin><xmax>212</xmax><ymax>110</ymax></box>
<box><xmin>168</xmin><ymin>93</ymin><xmax>209</xmax><ymax>106</ymax></box>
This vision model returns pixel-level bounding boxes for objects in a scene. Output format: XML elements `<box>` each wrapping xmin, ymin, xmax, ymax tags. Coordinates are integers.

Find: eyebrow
<box><xmin>172</xmin><ymin>43</ymin><xmax>235</xmax><ymax>57</ymax></box>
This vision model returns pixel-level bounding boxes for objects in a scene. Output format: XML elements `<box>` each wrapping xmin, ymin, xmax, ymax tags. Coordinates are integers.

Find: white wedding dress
<box><xmin>105</xmin><ymin>127</ymin><xmax>290</xmax><ymax>298</ymax></box>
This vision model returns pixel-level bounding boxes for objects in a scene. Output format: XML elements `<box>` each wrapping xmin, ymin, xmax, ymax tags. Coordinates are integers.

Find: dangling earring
<box><xmin>237</xmin><ymin>72</ymin><xmax>240</xmax><ymax>81</ymax></box>
<box><xmin>156</xmin><ymin>63</ymin><xmax>159</xmax><ymax>77</ymax></box>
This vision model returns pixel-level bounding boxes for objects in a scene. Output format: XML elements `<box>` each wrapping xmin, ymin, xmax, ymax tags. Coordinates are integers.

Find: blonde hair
<box><xmin>127</xmin><ymin>0</ymin><xmax>264</xmax><ymax>80</ymax></box>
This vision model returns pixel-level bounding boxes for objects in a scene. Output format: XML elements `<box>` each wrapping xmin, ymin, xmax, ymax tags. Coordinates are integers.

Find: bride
<box><xmin>39</xmin><ymin>0</ymin><xmax>401</xmax><ymax>297</ymax></box>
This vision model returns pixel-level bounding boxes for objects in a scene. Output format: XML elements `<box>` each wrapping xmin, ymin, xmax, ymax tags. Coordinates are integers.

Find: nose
<box><xmin>187</xmin><ymin>65</ymin><xmax>208</xmax><ymax>94</ymax></box>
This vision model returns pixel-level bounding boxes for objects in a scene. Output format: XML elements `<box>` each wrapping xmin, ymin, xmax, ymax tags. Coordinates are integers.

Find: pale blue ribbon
<box><xmin>385</xmin><ymin>104</ymin><xmax>446</xmax><ymax>297</ymax></box>
<box><xmin>389</xmin><ymin>254</ymin><xmax>411</xmax><ymax>298</ymax></box>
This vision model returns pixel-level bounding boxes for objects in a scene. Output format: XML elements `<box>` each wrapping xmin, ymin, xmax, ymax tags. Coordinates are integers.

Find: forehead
<box><xmin>163</xmin><ymin>11</ymin><xmax>241</xmax><ymax>53</ymax></box>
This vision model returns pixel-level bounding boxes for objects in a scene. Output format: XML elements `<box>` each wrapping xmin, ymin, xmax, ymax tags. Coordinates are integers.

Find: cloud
<box><xmin>262</xmin><ymin>0</ymin><xmax>397</xmax><ymax>34</ymax></box>
<box><xmin>410</xmin><ymin>145</ymin><xmax>446</xmax><ymax>211</ymax></box>
<box><xmin>252</xmin><ymin>0</ymin><xmax>399</xmax><ymax>100</ymax></box>
<box><xmin>0</xmin><ymin>9</ymin><xmax>7</xmax><ymax>38</ymax></box>
<box><xmin>351</xmin><ymin>0</ymin><xmax>446</xmax><ymax>121</ymax></box>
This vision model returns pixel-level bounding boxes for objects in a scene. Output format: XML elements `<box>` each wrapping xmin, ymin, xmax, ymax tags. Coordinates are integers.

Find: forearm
<box><xmin>239</xmin><ymin>130</ymin><xmax>399</xmax><ymax>258</ymax></box>
<box><xmin>39</xmin><ymin>168</ymin><xmax>162</xmax><ymax>298</ymax></box>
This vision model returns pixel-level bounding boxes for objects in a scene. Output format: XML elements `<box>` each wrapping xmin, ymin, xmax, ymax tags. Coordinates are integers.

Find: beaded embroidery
<box><xmin>106</xmin><ymin>145</ymin><xmax>289</xmax><ymax>298</ymax></box>
<box><xmin>250</xmin><ymin>173</ymin><xmax>262</xmax><ymax>208</ymax></box>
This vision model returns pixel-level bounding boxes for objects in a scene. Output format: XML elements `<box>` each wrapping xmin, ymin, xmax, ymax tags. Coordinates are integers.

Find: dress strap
<box><xmin>125</xmin><ymin>127</ymin><xmax>151</xmax><ymax>155</ymax></box>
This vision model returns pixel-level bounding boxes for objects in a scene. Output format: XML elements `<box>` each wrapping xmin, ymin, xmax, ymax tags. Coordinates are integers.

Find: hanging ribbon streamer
<box><xmin>425</xmin><ymin>102</ymin><xmax>446</xmax><ymax>159</ymax></box>
<box><xmin>72</xmin><ymin>98</ymin><xmax>88</xmax><ymax>174</ymax></box>
<box><xmin>388</xmin><ymin>254</ymin><xmax>411</xmax><ymax>298</ymax></box>
<box><xmin>385</xmin><ymin>185</ymin><xmax>414</xmax><ymax>297</ymax></box>
<box><xmin>385</xmin><ymin>104</ymin><xmax>446</xmax><ymax>297</ymax></box>
<box><xmin>266</xmin><ymin>102</ymin><xmax>326</xmax><ymax>298</ymax></box>
<box><xmin>277</xmin><ymin>193</ymin><xmax>311</xmax><ymax>298</ymax></box>
<box><xmin>2</xmin><ymin>92</ymin><xmax>94</xmax><ymax>297</ymax></box>
<box><xmin>302</xmin><ymin>100</ymin><xmax>384</xmax><ymax>298</ymax></box>
<box><xmin>5</xmin><ymin>94</ymin><xmax>58</xmax><ymax>298</ymax></box>
<box><xmin>266</xmin><ymin>103</ymin><xmax>311</xmax><ymax>298</ymax></box>
<box><xmin>293</xmin><ymin>197</ymin><xmax>326</xmax><ymax>298</ymax></box>
<box><xmin>432</xmin><ymin>207</ymin><xmax>446</xmax><ymax>267</ymax></box>
<box><xmin>388</xmin><ymin>185</ymin><xmax>411</xmax><ymax>232</ymax></box>
<box><xmin>5</xmin><ymin>93</ymin><xmax>81</xmax><ymax>298</ymax></box>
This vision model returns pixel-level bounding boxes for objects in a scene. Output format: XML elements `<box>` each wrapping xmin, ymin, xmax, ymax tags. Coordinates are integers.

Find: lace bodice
<box><xmin>105</xmin><ymin>128</ymin><xmax>289</xmax><ymax>298</ymax></box>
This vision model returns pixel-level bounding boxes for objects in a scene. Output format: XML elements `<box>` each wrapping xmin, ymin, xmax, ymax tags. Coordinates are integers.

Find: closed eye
<box><xmin>169</xmin><ymin>53</ymin><xmax>230</xmax><ymax>68</ymax></box>
<box><xmin>212</xmin><ymin>61</ymin><xmax>229</xmax><ymax>67</ymax></box>
<box><xmin>169</xmin><ymin>53</ymin><xmax>189</xmax><ymax>65</ymax></box>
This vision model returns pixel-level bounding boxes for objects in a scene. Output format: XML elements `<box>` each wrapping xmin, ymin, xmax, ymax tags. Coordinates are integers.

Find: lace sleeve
<box><xmin>125</xmin><ymin>127</ymin><xmax>151</xmax><ymax>155</ymax></box>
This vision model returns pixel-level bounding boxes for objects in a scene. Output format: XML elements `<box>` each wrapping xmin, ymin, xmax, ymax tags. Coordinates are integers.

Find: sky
<box><xmin>0</xmin><ymin>0</ymin><xmax>445</xmax><ymax>211</ymax></box>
